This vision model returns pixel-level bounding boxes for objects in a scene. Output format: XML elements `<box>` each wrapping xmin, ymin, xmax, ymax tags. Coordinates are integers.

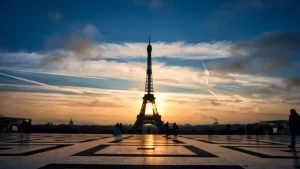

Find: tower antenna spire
<box><xmin>149</xmin><ymin>36</ymin><xmax>150</xmax><ymax>45</ymax></box>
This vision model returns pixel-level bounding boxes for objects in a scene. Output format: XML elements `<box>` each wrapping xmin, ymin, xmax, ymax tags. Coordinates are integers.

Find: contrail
<box><xmin>201</xmin><ymin>62</ymin><xmax>241</xmax><ymax>101</ymax></box>
<box><xmin>217</xmin><ymin>84</ymin><xmax>243</xmax><ymax>89</ymax></box>
<box><xmin>208</xmin><ymin>89</ymin><xmax>219</xmax><ymax>101</ymax></box>
<box><xmin>202</xmin><ymin>61</ymin><xmax>219</xmax><ymax>101</ymax></box>
<box><xmin>202</xmin><ymin>62</ymin><xmax>209</xmax><ymax>85</ymax></box>
<box><xmin>201</xmin><ymin>62</ymin><xmax>243</xmax><ymax>110</ymax></box>
<box><xmin>0</xmin><ymin>67</ymin><xmax>106</xmax><ymax>80</ymax></box>
<box><xmin>0</xmin><ymin>72</ymin><xmax>81</xmax><ymax>94</ymax></box>
<box><xmin>0</xmin><ymin>72</ymin><xmax>52</xmax><ymax>86</ymax></box>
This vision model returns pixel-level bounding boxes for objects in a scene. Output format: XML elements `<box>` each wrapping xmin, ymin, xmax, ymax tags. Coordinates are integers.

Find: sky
<box><xmin>0</xmin><ymin>0</ymin><xmax>300</xmax><ymax>125</ymax></box>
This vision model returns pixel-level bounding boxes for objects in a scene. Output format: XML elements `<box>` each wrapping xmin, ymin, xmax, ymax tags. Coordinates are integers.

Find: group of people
<box><xmin>107</xmin><ymin>109</ymin><xmax>299</xmax><ymax>151</ymax></box>
<box><xmin>19</xmin><ymin>119</ymin><xmax>32</xmax><ymax>140</ymax></box>
<box><xmin>113</xmin><ymin>123</ymin><xmax>123</xmax><ymax>136</ymax></box>
<box><xmin>164</xmin><ymin>122</ymin><xmax>179</xmax><ymax>136</ymax></box>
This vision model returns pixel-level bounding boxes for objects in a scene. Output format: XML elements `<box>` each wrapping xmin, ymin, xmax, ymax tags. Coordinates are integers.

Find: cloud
<box><xmin>245</xmin><ymin>85</ymin><xmax>282</xmax><ymax>97</ymax></box>
<box><xmin>45</xmin><ymin>24</ymin><xmax>100</xmax><ymax>49</ymax></box>
<box><xmin>80</xmin><ymin>24</ymin><xmax>100</xmax><ymax>40</ymax></box>
<box><xmin>0</xmin><ymin>67</ymin><xmax>106</xmax><ymax>80</ymax></box>
<box><xmin>210</xmin><ymin>32</ymin><xmax>300</xmax><ymax>78</ymax></box>
<box><xmin>2</xmin><ymin>41</ymin><xmax>232</xmax><ymax>68</ymax></box>
<box><xmin>0</xmin><ymin>52</ymin><xmax>46</xmax><ymax>65</ymax></box>
<box><xmin>1</xmin><ymin>83</ymin><xmax>296</xmax><ymax>107</ymax></box>
<box><xmin>0</xmin><ymin>53</ymin><xmax>284</xmax><ymax>91</ymax></box>
<box><xmin>0</xmin><ymin>90</ymin><xmax>132</xmax><ymax>124</ymax></box>
<box><xmin>48</xmin><ymin>11</ymin><xmax>62</xmax><ymax>22</ymax></box>
<box><xmin>100</xmin><ymin>41</ymin><xmax>231</xmax><ymax>60</ymax></box>
<box><xmin>67</xmin><ymin>39</ymin><xmax>94</xmax><ymax>56</ymax></box>
<box><xmin>128</xmin><ymin>88</ymin><xmax>139</xmax><ymax>91</ymax></box>
<box><xmin>283</xmin><ymin>78</ymin><xmax>300</xmax><ymax>88</ymax></box>
<box><xmin>210</xmin><ymin>100</ymin><xmax>222</xmax><ymax>106</ymax></box>
<box><xmin>73</xmin><ymin>98</ymin><xmax>125</xmax><ymax>108</ymax></box>
<box><xmin>2</xmin><ymin>40</ymin><xmax>231</xmax><ymax>67</ymax></box>
<box><xmin>1</xmin><ymin>84</ymin><xmax>299</xmax><ymax>124</ymax></box>
<box><xmin>0</xmin><ymin>33</ymin><xmax>295</xmax><ymax>95</ymax></box>
<box><xmin>42</xmin><ymin>25</ymin><xmax>104</xmax><ymax>66</ymax></box>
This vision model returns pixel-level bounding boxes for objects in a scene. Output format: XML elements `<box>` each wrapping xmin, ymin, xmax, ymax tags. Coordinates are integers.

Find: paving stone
<box><xmin>0</xmin><ymin>134</ymin><xmax>299</xmax><ymax>169</ymax></box>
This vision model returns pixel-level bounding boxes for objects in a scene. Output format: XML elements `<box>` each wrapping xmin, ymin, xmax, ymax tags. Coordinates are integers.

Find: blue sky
<box><xmin>0</xmin><ymin>0</ymin><xmax>300</xmax><ymax>125</ymax></box>
<box><xmin>1</xmin><ymin>0</ymin><xmax>299</xmax><ymax>51</ymax></box>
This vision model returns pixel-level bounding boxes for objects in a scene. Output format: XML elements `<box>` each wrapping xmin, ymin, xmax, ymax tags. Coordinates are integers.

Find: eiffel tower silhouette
<box><xmin>132</xmin><ymin>37</ymin><xmax>165</xmax><ymax>134</ymax></box>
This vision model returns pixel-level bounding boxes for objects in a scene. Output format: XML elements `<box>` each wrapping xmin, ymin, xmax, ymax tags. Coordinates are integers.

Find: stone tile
<box><xmin>0</xmin><ymin>134</ymin><xmax>300</xmax><ymax>169</ymax></box>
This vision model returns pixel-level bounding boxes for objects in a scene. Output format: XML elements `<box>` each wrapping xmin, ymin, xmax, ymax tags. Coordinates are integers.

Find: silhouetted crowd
<box><xmin>110</xmin><ymin>109</ymin><xmax>298</xmax><ymax>151</ymax></box>
<box><xmin>113</xmin><ymin>123</ymin><xmax>123</xmax><ymax>136</ymax></box>
<box><xmin>19</xmin><ymin>119</ymin><xmax>32</xmax><ymax>134</ymax></box>
<box><xmin>164</xmin><ymin>122</ymin><xmax>178</xmax><ymax>136</ymax></box>
<box><xmin>18</xmin><ymin>119</ymin><xmax>32</xmax><ymax>140</ymax></box>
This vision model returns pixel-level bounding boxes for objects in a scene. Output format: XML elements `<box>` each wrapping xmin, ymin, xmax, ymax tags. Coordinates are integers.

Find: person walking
<box><xmin>172</xmin><ymin>122</ymin><xmax>178</xmax><ymax>136</ymax></box>
<box><xmin>25</xmin><ymin>119</ymin><xmax>32</xmax><ymax>140</ymax></box>
<box><xmin>19</xmin><ymin>120</ymin><xmax>27</xmax><ymax>141</ymax></box>
<box><xmin>164</xmin><ymin>122</ymin><xmax>169</xmax><ymax>136</ymax></box>
<box><xmin>289</xmin><ymin>109</ymin><xmax>299</xmax><ymax>150</ymax></box>
<box><xmin>26</xmin><ymin>119</ymin><xmax>32</xmax><ymax>134</ymax></box>
<box><xmin>119</xmin><ymin>123</ymin><xmax>123</xmax><ymax>134</ymax></box>
<box><xmin>113</xmin><ymin>123</ymin><xmax>121</xmax><ymax>136</ymax></box>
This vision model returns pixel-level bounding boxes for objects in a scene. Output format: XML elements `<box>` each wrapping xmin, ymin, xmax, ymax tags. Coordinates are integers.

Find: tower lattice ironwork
<box><xmin>132</xmin><ymin>37</ymin><xmax>164</xmax><ymax>133</ymax></box>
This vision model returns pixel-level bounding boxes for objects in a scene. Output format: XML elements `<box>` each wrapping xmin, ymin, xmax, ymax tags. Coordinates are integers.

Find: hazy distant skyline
<box><xmin>0</xmin><ymin>0</ymin><xmax>300</xmax><ymax>125</ymax></box>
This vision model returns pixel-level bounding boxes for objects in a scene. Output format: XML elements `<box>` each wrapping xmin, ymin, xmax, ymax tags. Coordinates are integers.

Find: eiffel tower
<box><xmin>132</xmin><ymin>37</ymin><xmax>165</xmax><ymax>134</ymax></box>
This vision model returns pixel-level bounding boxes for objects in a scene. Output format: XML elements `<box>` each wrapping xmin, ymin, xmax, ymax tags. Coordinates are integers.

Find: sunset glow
<box><xmin>145</xmin><ymin>103</ymin><xmax>153</xmax><ymax>115</ymax></box>
<box><xmin>0</xmin><ymin>0</ymin><xmax>300</xmax><ymax>125</ymax></box>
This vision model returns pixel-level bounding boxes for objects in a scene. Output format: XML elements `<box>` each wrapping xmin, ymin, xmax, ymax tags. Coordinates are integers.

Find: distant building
<box><xmin>0</xmin><ymin>116</ymin><xmax>29</xmax><ymax>132</ymax></box>
<box><xmin>259</xmin><ymin>120</ymin><xmax>289</xmax><ymax>134</ymax></box>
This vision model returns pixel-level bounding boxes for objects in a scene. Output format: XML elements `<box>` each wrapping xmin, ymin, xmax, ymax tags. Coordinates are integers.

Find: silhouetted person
<box><xmin>19</xmin><ymin>120</ymin><xmax>27</xmax><ymax>141</ymax></box>
<box><xmin>172</xmin><ymin>122</ymin><xmax>178</xmax><ymax>136</ymax></box>
<box><xmin>289</xmin><ymin>109</ymin><xmax>299</xmax><ymax>150</ymax></box>
<box><xmin>245</xmin><ymin>124</ymin><xmax>250</xmax><ymax>135</ymax></box>
<box><xmin>113</xmin><ymin>123</ymin><xmax>121</xmax><ymax>136</ymax></box>
<box><xmin>268</xmin><ymin>125</ymin><xmax>274</xmax><ymax>135</ymax></box>
<box><xmin>23</xmin><ymin>119</ymin><xmax>32</xmax><ymax>140</ymax></box>
<box><xmin>26</xmin><ymin>119</ymin><xmax>32</xmax><ymax>134</ymax></box>
<box><xmin>255</xmin><ymin>123</ymin><xmax>260</xmax><ymax>136</ymax></box>
<box><xmin>148</xmin><ymin>127</ymin><xmax>150</xmax><ymax>134</ymax></box>
<box><xmin>259</xmin><ymin>124</ymin><xmax>264</xmax><ymax>135</ymax></box>
<box><xmin>164</xmin><ymin>122</ymin><xmax>169</xmax><ymax>136</ymax></box>
<box><xmin>20</xmin><ymin>120</ymin><xmax>26</xmax><ymax>134</ymax></box>
<box><xmin>226</xmin><ymin>124</ymin><xmax>231</xmax><ymax>135</ymax></box>
<box><xmin>119</xmin><ymin>123</ymin><xmax>123</xmax><ymax>133</ymax></box>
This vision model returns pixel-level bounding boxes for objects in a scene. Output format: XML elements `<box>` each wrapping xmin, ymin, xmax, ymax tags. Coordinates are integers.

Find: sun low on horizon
<box><xmin>0</xmin><ymin>0</ymin><xmax>300</xmax><ymax>126</ymax></box>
